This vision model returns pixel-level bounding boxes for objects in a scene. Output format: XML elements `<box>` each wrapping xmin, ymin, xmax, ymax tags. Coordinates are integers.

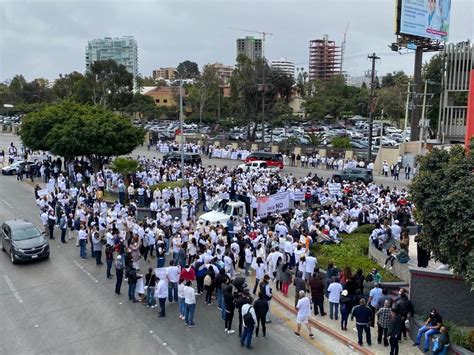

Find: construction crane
<box><xmin>341</xmin><ymin>22</ymin><xmax>350</xmax><ymax>72</ymax></box>
<box><xmin>229</xmin><ymin>27</ymin><xmax>273</xmax><ymax>58</ymax></box>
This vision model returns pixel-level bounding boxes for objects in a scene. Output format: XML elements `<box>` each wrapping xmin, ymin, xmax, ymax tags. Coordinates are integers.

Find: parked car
<box><xmin>332</xmin><ymin>168</ymin><xmax>373</xmax><ymax>184</ymax></box>
<box><xmin>162</xmin><ymin>152</ymin><xmax>202</xmax><ymax>165</ymax></box>
<box><xmin>1</xmin><ymin>161</ymin><xmax>36</xmax><ymax>176</ymax></box>
<box><xmin>1</xmin><ymin>219</ymin><xmax>50</xmax><ymax>264</ymax></box>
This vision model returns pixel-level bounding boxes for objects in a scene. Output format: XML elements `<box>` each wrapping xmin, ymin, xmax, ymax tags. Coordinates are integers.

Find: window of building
<box><xmin>155</xmin><ymin>99</ymin><xmax>160</xmax><ymax>103</ymax></box>
<box><xmin>163</xmin><ymin>99</ymin><xmax>168</xmax><ymax>103</ymax></box>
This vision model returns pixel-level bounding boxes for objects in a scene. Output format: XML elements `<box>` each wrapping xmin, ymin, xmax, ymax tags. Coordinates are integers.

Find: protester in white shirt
<box><xmin>294</xmin><ymin>291</ymin><xmax>314</xmax><ymax>338</ymax></box>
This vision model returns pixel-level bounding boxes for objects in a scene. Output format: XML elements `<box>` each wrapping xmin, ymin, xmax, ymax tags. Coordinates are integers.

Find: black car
<box><xmin>1</xmin><ymin>220</ymin><xmax>50</xmax><ymax>264</ymax></box>
<box><xmin>332</xmin><ymin>168</ymin><xmax>373</xmax><ymax>184</ymax></box>
<box><xmin>163</xmin><ymin>152</ymin><xmax>202</xmax><ymax>165</ymax></box>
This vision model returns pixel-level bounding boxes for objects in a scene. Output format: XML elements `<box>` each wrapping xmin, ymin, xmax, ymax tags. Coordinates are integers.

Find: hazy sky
<box><xmin>1</xmin><ymin>0</ymin><xmax>473</xmax><ymax>82</ymax></box>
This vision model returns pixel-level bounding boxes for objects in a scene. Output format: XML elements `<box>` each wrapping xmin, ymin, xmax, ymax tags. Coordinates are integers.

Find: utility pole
<box><xmin>367</xmin><ymin>53</ymin><xmax>380</xmax><ymax>162</ymax></box>
<box><xmin>419</xmin><ymin>80</ymin><xmax>428</xmax><ymax>154</ymax></box>
<box><xmin>403</xmin><ymin>81</ymin><xmax>412</xmax><ymax>134</ymax></box>
<box><xmin>179</xmin><ymin>79</ymin><xmax>185</xmax><ymax>183</ymax></box>
<box><xmin>261</xmin><ymin>62</ymin><xmax>266</xmax><ymax>144</ymax></box>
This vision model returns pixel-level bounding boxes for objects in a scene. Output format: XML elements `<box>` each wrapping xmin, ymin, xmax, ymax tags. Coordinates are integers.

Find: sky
<box><xmin>0</xmin><ymin>0</ymin><xmax>473</xmax><ymax>83</ymax></box>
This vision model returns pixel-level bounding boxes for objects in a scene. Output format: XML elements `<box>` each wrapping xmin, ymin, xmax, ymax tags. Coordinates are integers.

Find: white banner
<box><xmin>230</xmin><ymin>152</ymin><xmax>238</xmax><ymax>160</ymax></box>
<box><xmin>293</xmin><ymin>190</ymin><xmax>305</xmax><ymax>201</ymax></box>
<box><xmin>37</xmin><ymin>189</ymin><xmax>49</xmax><ymax>197</ymax></box>
<box><xmin>257</xmin><ymin>192</ymin><xmax>290</xmax><ymax>218</ymax></box>
<box><xmin>328</xmin><ymin>183</ymin><xmax>341</xmax><ymax>196</ymax></box>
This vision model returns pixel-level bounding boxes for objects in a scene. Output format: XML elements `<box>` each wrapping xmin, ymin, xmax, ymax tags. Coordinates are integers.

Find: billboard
<box><xmin>397</xmin><ymin>0</ymin><xmax>451</xmax><ymax>41</ymax></box>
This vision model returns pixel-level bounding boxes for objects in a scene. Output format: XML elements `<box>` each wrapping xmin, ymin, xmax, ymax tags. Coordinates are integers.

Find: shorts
<box><xmin>296</xmin><ymin>315</ymin><xmax>309</xmax><ymax>324</ymax></box>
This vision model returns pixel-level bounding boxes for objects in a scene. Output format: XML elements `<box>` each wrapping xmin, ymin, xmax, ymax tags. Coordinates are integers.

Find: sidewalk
<box><xmin>261</xmin><ymin>275</ymin><xmax>422</xmax><ymax>355</ymax></box>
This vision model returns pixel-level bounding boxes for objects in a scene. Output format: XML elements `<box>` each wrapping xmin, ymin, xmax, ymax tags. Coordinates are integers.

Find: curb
<box><xmin>272</xmin><ymin>293</ymin><xmax>374</xmax><ymax>355</ymax></box>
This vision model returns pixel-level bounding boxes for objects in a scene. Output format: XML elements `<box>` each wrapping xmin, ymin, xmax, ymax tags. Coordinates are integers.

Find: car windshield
<box><xmin>12</xmin><ymin>227</ymin><xmax>41</xmax><ymax>241</ymax></box>
<box><xmin>224</xmin><ymin>205</ymin><xmax>233</xmax><ymax>216</ymax></box>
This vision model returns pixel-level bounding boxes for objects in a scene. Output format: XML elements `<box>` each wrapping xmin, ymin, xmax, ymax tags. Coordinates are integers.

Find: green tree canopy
<box><xmin>409</xmin><ymin>145</ymin><xmax>474</xmax><ymax>288</ymax></box>
<box><xmin>176</xmin><ymin>60</ymin><xmax>200</xmax><ymax>79</ymax></box>
<box><xmin>20</xmin><ymin>102</ymin><xmax>144</xmax><ymax>167</ymax></box>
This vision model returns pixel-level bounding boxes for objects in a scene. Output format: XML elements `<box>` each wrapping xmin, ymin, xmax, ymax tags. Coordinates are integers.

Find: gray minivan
<box><xmin>1</xmin><ymin>219</ymin><xmax>50</xmax><ymax>264</ymax></box>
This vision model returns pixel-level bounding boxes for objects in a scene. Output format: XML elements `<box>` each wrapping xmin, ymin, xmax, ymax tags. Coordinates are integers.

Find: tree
<box><xmin>176</xmin><ymin>60</ymin><xmax>200</xmax><ymax>79</ymax></box>
<box><xmin>422</xmin><ymin>54</ymin><xmax>444</xmax><ymax>134</ymax></box>
<box><xmin>187</xmin><ymin>65</ymin><xmax>219</xmax><ymax>128</ymax></box>
<box><xmin>77</xmin><ymin>59</ymin><xmax>134</xmax><ymax>110</ymax></box>
<box><xmin>305</xmin><ymin>132</ymin><xmax>324</xmax><ymax>147</ymax></box>
<box><xmin>381</xmin><ymin>71</ymin><xmax>409</xmax><ymax>88</ymax></box>
<box><xmin>20</xmin><ymin>102</ymin><xmax>144</xmax><ymax>170</ymax></box>
<box><xmin>409</xmin><ymin>145</ymin><xmax>474</xmax><ymax>288</ymax></box>
<box><xmin>331</xmin><ymin>136</ymin><xmax>351</xmax><ymax>149</ymax></box>
<box><xmin>53</xmin><ymin>72</ymin><xmax>85</xmax><ymax>101</ymax></box>
<box><xmin>110</xmin><ymin>157</ymin><xmax>139</xmax><ymax>175</ymax></box>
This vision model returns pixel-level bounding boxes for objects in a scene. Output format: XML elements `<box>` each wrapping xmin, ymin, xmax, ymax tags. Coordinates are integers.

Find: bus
<box><xmin>245</xmin><ymin>152</ymin><xmax>284</xmax><ymax>169</ymax></box>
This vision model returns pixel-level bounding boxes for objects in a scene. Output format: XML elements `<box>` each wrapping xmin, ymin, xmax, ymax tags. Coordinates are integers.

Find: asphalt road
<box><xmin>0</xmin><ymin>172</ymin><xmax>355</xmax><ymax>355</ymax></box>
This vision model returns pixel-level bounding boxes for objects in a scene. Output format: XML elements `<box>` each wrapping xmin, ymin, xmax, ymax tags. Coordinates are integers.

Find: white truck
<box><xmin>199</xmin><ymin>200</ymin><xmax>251</xmax><ymax>225</ymax></box>
<box><xmin>237</xmin><ymin>160</ymin><xmax>279</xmax><ymax>173</ymax></box>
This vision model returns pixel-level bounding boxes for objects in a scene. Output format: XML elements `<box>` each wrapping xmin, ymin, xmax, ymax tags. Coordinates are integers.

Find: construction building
<box><xmin>152</xmin><ymin>67</ymin><xmax>176</xmax><ymax>81</ymax></box>
<box><xmin>308</xmin><ymin>35</ymin><xmax>342</xmax><ymax>81</ymax></box>
<box><xmin>438</xmin><ymin>41</ymin><xmax>474</xmax><ymax>143</ymax></box>
<box><xmin>236</xmin><ymin>36</ymin><xmax>263</xmax><ymax>62</ymax></box>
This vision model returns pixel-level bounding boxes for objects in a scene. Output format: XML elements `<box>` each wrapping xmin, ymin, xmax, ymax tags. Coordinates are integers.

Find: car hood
<box><xmin>199</xmin><ymin>211</ymin><xmax>229</xmax><ymax>223</ymax></box>
<box><xmin>13</xmin><ymin>235</ymin><xmax>47</xmax><ymax>249</ymax></box>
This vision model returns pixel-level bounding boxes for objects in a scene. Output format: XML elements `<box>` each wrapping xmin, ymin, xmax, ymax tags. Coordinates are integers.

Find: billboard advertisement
<box><xmin>399</xmin><ymin>0</ymin><xmax>451</xmax><ymax>41</ymax></box>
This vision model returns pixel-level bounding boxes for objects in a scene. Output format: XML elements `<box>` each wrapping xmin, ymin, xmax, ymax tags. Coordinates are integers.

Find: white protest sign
<box><xmin>257</xmin><ymin>192</ymin><xmax>290</xmax><ymax>218</ymax></box>
<box><xmin>37</xmin><ymin>189</ymin><xmax>49</xmax><ymax>198</ymax></box>
<box><xmin>293</xmin><ymin>190</ymin><xmax>305</xmax><ymax>201</ymax></box>
<box><xmin>328</xmin><ymin>183</ymin><xmax>341</xmax><ymax>196</ymax></box>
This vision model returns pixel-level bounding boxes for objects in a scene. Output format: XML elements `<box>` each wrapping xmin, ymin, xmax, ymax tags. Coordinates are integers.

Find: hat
<box><xmin>341</xmin><ymin>290</ymin><xmax>349</xmax><ymax>296</ymax></box>
<box><xmin>394</xmin><ymin>220</ymin><xmax>399</xmax><ymax>224</ymax></box>
<box><xmin>174</xmin><ymin>217</ymin><xmax>179</xmax><ymax>220</ymax></box>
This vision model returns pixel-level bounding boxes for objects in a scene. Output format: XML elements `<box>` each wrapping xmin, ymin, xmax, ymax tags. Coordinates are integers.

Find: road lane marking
<box><xmin>73</xmin><ymin>260</ymin><xmax>99</xmax><ymax>283</ymax></box>
<box><xmin>151</xmin><ymin>332</ymin><xmax>177</xmax><ymax>355</ymax></box>
<box><xmin>2</xmin><ymin>274</ymin><xmax>23</xmax><ymax>303</ymax></box>
<box><xmin>1</xmin><ymin>199</ymin><xmax>14</xmax><ymax>209</ymax></box>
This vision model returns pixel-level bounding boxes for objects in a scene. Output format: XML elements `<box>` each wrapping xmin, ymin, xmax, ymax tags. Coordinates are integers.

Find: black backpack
<box><xmin>243</xmin><ymin>306</ymin><xmax>255</xmax><ymax>327</ymax></box>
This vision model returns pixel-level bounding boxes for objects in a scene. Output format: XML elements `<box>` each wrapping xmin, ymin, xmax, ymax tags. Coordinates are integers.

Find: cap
<box><xmin>341</xmin><ymin>290</ymin><xmax>348</xmax><ymax>296</ymax></box>
<box><xmin>394</xmin><ymin>220</ymin><xmax>399</xmax><ymax>224</ymax></box>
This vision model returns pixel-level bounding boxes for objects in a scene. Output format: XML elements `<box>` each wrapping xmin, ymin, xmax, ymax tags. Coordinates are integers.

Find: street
<box><xmin>0</xmin><ymin>155</ymin><xmax>355</xmax><ymax>355</ymax></box>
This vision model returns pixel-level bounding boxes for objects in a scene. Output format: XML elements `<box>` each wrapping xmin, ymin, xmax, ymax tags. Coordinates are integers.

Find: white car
<box><xmin>237</xmin><ymin>160</ymin><xmax>279</xmax><ymax>173</ymax></box>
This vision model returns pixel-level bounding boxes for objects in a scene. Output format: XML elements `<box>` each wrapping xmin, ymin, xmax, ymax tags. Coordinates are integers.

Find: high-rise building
<box><xmin>270</xmin><ymin>58</ymin><xmax>295</xmax><ymax>77</ymax></box>
<box><xmin>152</xmin><ymin>67</ymin><xmax>176</xmax><ymax>81</ymax></box>
<box><xmin>236</xmin><ymin>36</ymin><xmax>263</xmax><ymax>62</ymax></box>
<box><xmin>85</xmin><ymin>36</ymin><xmax>138</xmax><ymax>79</ymax></box>
<box><xmin>206</xmin><ymin>63</ymin><xmax>234</xmax><ymax>84</ymax></box>
<box><xmin>309</xmin><ymin>35</ymin><xmax>342</xmax><ymax>81</ymax></box>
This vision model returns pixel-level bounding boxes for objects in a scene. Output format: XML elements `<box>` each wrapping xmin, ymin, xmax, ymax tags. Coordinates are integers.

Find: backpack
<box><xmin>203</xmin><ymin>274</ymin><xmax>212</xmax><ymax>286</ymax></box>
<box><xmin>243</xmin><ymin>306</ymin><xmax>255</xmax><ymax>327</ymax></box>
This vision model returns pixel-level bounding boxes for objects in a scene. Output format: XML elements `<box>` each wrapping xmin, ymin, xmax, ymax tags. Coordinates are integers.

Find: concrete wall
<box><xmin>368</xmin><ymin>243</ymin><xmax>411</xmax><ymax>282</ymax></box>
<box><xmin>374</xmin><ymin>147</ymin><xmax>400</xmax><ymax>173</ymax></box>
<box><xmin>409</xmin><ymin>269</ymin><xmax>474</xmax><ymax>326</ymax></box>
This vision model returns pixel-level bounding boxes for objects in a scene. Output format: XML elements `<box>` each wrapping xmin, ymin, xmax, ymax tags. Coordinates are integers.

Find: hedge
<box><xmin>312</xmin><ymin>230</ymin><xmax>399</xmax><ymax>282</ymax></box>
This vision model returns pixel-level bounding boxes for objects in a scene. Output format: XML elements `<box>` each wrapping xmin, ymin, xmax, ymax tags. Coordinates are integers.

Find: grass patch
<box><xmin>312</xmin><ymin>231</ymin><xmax>400</xmax><ymax>282</ymax></box>
<box><xmin>150</xmin><ymin>180</ymin><xmax>186</xmax><ymax>191</ymax></box>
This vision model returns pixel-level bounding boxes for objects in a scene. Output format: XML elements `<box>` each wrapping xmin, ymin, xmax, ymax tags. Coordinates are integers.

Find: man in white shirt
<box><xmin>183</xmin><ymin>281</ymin><xmax>196</xmax><ymax>327</ymax></box>
<box><xmin>305</xmin><ymin>254</ymin><xmax>317</xmax><ymax>281</ymax></box>
<box><xmin>78</xmin><ymin>225</ymin><xmax>88</xmax><ymax>259</ymax></box>
<box><xmin>327</xmin><ymin>278</ymin><xmax>343</xmax><ymax>320</ymax></box>
<box><xmin>166</xmin><ymin>260</ymin><xmax>180</xmax><ymax>303</ymax></box>
<box><xmin>241</xmin><ymin>299</ymin><xmax>257</xmax><ymax>349</ymax></box>
<box><xmin>391</xmin><ymin>220</ymin><xmax>402</xmax><ymax>240</ymax></box>
<box><xmin>156</xmin><ymin>277</ymin><xmax>168</xmax><ymax>317</ymax></box>
<box><xmin>294</xmin><ymin>291</ymin><xmax>314</xmax><ymax>338</ymax></box>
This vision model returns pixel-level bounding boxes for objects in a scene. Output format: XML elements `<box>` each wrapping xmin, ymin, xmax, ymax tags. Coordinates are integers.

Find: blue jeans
<box><xmin>157</xmin><ymin>257</ymin><xmax>165</xmax><ymax>268</ymax></box>
<box><xmin>185</xmin><ymin>303</ymin><xmax>196</xmax><ymax>325</ymax></box>
<box><xmin>329</xmin><ymin>302</ymin><xmax>339</xmax><ymax>319</ymax></box>
<box><xmin>168</xmin><ymin>282</ymin><xmax>178</xmax><ymax>302</ymax></box>
<box><xmin>416</xmin><ymin>325</ymin><xmax>440</xmax><ymax>350</ymax></box>
<box><xmin>241</xmin><ymin>325</ymin><xmax>254</xmax><ymax>348</ymax></box>
<box><xmin>164</xmin><ymin>238</ymin><xmax>170</xmax><ymax>253</ymax></box>
<box><xmin>217</xmin><ymin>288</ymin><xmax>226</xmax><ymax>320</ymax></box>
<box><xmin>128</xmin><ymin>283</ymin><xmax>136</xmax><ymax>301</ymax></box>
<box><xmin>147</xmin><ymin>287</ymin><xmax>156</xmax><ymax>306</ymax></box>
<box><xmin>106</xmin><ymin>259</ymin><xmax>113</xmax><ymax>277</ymax></box>
<box><xmin>158</xmin><ymin>297</ymin><xmax>166</xmax><ymax>316</ymax></box>
<box><xmin>79</xmin><ymin>239</ymin><xmax>87</xmax><ymax>258</ymax></box>
<box><xmin>179</xmin><ymin>297</ymin><xmax>185</xmax><ymax>316</ymax></box>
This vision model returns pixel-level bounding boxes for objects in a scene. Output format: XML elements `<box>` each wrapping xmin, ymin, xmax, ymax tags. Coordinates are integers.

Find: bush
<box><xmin>331</xmin><ymin>136</ymin><xmax>351</xmax><ymax>149</ymax></box>
<box><xmin>354</xmin><ymin>224</ymin><xmax>375</xmax><ymax>234</ymax></box>
<box><xmin>443</xmin><ymin>320</ymin><xmax>472</xmax><ymax>350</ymax></box>
<box><xmin>312</xmin><ymin>233</ymin><xmax>399</xmax><ymax>282</ymax></box>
